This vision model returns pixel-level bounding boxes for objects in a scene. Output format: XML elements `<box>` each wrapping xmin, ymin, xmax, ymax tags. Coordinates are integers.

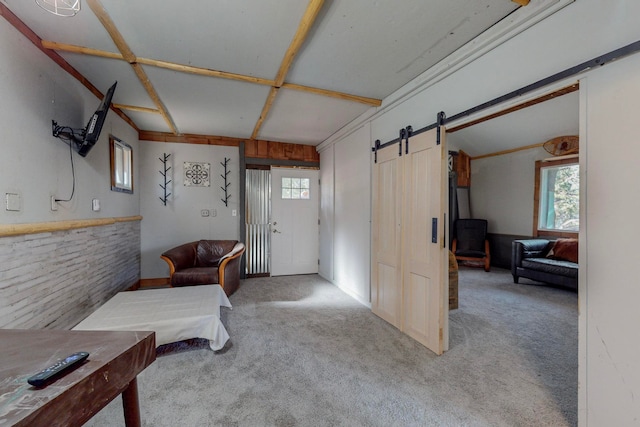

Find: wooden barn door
<box><xmin>371</xmin><ymin>142</ymin><xmax>403</xmax><ymax>328</ymax></box>
<box><xmin>372</xmin><ymin>123</ymin><xmax>448</xmax><ymax>355</ymax></box>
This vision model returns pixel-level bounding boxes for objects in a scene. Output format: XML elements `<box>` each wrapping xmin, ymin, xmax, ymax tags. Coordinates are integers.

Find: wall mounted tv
<box><xmin>52</xmin><ymin>81</ymin><xmax>117</xmax><ymax>157</ymax></box>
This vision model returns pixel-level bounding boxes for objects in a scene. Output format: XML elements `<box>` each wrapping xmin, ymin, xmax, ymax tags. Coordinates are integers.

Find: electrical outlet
<box><xmin>50</xmin><ymin>195</ymin><xmax>58</xmax><ymax>211</ymax></box>
<box><xmin>201</xmin><ymin>209</ymin><xmax>210</xmax><ymax>217</ymax></box>
<box><xmin>6</xmin><ymin>193</ymin><xmax>20</xmax><ymax>211</ymax></box>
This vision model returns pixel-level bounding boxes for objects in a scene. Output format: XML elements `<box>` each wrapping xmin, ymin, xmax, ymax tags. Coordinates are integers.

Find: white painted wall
<box><xmin>0</xmin><ymin>19</ymin><xmax>139</xmax><ymax>224</ymax></box>
<box><xmin>579</xmin><ymin>54</ymin><xmax>640</xmax><ymax>426</ymax></box>
<box><xmin>469</xmin><ymin>147</ymin><xmax>549</xmax><ymax>235</ymax></box>
<box><xmin>319</xmin><ymin>146</ymin><xmax>334</xmax><ymax>281</ymax></box>
<box><xmin>319</xmin><ymin>0</ymin><xmax>640</xmax><ymax>424</ymax></box>
<box><xmin>0</xmin><ymin>17</ymin><xmax>141</xmax><ymax>329</ymax></box>
<box><xmin>332</xmin><ymin>124</ymin><xmax>371</xmax><ymax>304</ymax></box>
<box><xmin>139</xmin><ymin>141</ymin><xmax>240</xmax><ymax>279</ymax></box>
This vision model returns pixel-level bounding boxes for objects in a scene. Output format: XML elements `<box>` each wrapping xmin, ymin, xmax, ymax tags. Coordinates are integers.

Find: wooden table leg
<box><xmin>122</xmin><ymin>377</ymin><xmax>141</xmax><ymax>427</ymax></box>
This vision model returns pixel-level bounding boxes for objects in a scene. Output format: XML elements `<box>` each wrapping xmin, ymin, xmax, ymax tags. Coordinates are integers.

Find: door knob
<box><xmin>272</xmin><ymin>229</ymin><xmax>281</xmax><ymax>234</ymax></box>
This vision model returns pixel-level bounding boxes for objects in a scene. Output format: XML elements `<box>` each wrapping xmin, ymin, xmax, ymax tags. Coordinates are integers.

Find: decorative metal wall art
<box><xmin>220</xmin><ymin>157</ymin><xmax>231</xmax><ymax>206</ymax></box>
<box><xmin>159</xmin><ymin>153</ymin><xmax>172</xmax><ymax>205</ymax></box>
<box><xmin>184</xmin><ymin>161</ymin><xmax>210</xmax><ymax>187</ymax></box>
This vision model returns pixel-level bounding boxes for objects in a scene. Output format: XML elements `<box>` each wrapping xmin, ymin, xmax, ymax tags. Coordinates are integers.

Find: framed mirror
<box><xmin>110</xmin><ymin>135</ymin><xmax>133</xmax><ymax>193</ymax></box>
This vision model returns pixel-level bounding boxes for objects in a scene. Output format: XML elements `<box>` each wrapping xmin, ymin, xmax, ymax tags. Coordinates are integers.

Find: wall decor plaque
<box><xmin>184</xmin><ymin>162</ymin><xmax>210</xmax><ymax>187</ymax></box>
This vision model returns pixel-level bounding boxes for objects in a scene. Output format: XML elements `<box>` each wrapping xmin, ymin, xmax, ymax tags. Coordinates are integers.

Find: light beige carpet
<box><xmin>85</xmin><ymin>268</ymin><xmax>577</xmax><ymax>426</ymax></box>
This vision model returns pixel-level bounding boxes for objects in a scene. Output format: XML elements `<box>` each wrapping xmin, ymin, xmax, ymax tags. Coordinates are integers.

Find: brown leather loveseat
<box><xmin>161</xmin><ymin>240</ymin><xmax>245</xmax><ymax>296</ymax></box>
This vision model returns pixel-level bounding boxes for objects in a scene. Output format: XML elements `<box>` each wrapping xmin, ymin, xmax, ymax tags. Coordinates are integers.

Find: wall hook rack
<box><xmin>220</xmin><ymin>157</ymin><xmax>231</xmax><ymax>206</ymax></box>
<box><xmin>159</xmin><ymin>153</ymin><xmax>172</xmax><ymax>206</ymax></box>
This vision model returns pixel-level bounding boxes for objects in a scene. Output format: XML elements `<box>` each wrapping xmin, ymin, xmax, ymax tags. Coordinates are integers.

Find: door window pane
<box><xmin>282</xmin><ymin>177</ymin><xmax>310</xmax><ymax>200</ymax></box>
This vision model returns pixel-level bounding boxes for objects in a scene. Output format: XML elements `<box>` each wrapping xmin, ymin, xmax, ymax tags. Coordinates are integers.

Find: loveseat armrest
<box><xmin>512</xmin><ymin>239</ymin><xmax>550</xmax><ymax>275</ymax></box>
<box><xmin>161</xmin><ymin>241</ymin><xmax>198</xmax><ymax>276</ymax></box>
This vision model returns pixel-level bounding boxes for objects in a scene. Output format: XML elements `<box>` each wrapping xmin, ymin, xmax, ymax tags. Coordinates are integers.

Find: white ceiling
<box><xmin>447</xmin><ymin>90</ymin><xmax>579</xmax><ymax>158</ymax></box>
<box><xmin>1</xmin><ymin>0</ymin><xmax>531</xmax><ymax>148</ymax></box>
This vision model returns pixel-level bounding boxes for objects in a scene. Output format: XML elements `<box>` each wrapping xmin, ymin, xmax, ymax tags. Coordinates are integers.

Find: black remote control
<box><xmin>27</xmin><ymin>352</ymin><xmax>90</xmax><ymax>387</ymax></box>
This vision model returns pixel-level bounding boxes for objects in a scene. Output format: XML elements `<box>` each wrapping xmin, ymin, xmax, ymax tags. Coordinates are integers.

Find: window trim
<box><xmin>110</xmin><ymin>135</ymin><xmax>133</xmax><ymax>194</ymax></box>
<box><xmin>533</xmin><ymin>156</ymin><xmax>578</xmax><ymax>238</ymax></box>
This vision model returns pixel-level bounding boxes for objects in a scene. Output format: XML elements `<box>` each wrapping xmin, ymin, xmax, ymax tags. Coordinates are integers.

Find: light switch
<box><xmin>92</xmin><ymin>198</ymin><xmax>100</xmax><ymax>211</ymax></box>
<box><xmin>5</xmin><ymin>193</ymin><xmax>20</xmax><ymax>211</ymax></box>
<box><xmin>232</xmin><ymin>209</ymin><xmax>237</xmax><ymax>217</ymax></box>
<box><xmin>211</xmin><ymin>209</ymin><xmax>217</xmax><ymax>217</ymax></box>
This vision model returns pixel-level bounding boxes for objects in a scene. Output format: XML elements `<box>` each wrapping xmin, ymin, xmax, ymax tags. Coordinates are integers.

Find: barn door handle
<box><xmin>432</xmin><ymin>218</ymin><xmax>438</xmax><ymax>243</ymax></box>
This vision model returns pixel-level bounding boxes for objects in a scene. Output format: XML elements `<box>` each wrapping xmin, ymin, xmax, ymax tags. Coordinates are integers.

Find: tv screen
<box><xmin>76</xmin><ymin>81</ymin><xmax>117</xmax><ymax>157</ymax></box>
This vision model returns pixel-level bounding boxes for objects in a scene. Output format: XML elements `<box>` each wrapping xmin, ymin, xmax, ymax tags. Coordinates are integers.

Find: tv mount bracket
<box><xmin>52</xmin><ymin>120</ymin><xmax>85</xmax><ymax>145</ymax></box>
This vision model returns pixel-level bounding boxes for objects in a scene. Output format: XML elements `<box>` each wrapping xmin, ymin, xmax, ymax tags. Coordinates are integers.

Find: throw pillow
<box><xmin>547</xmin><ymin>238</ymin><xmax>578</xmax><ymax>263</ymax></box>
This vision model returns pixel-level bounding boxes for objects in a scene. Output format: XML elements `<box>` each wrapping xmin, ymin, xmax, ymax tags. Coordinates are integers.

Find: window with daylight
<box><xmin>281</xmin><ymin>177</ymin><xmax>310</xmax><ymax>199</ymax></box>
<box><xmin>110</xmin><ymin>136</ymin><xmax>133</xmax><ymax>194</ymax></box>
<box><xmin>534</xmin><ymin>158</ymin><xmax>579</xmax><ymax>236</ymax></box>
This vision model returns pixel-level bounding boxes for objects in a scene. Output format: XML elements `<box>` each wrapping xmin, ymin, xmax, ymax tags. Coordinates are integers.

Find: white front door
<box><xmin>270</xmin><ymin>167</ymin><xmax>319</xmax><ymax>276</ymax></box>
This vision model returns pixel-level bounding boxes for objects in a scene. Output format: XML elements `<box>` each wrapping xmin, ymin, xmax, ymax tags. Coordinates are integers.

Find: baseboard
<box><xmin>318</xmin><ymin>272</ymin><xmax>372</xmax><ymax>309</ymax></box>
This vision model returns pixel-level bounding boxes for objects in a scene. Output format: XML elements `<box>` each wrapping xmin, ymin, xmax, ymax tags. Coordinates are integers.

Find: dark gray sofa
<box><xmin>511</xmin><ymin>239</ymin><xmax>578</xmax><ymax>291</ymax></box>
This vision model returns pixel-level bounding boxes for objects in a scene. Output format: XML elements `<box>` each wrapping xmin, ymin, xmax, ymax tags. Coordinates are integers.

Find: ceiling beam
<box><xmin>41</xmin><ymin>40</ymin><xmax>275</xmax><ymax>86</ymax></box>
<box><xmin>85</xmin><ymin>0</ymin><xmax>178</xmax><ymax>134</ymax></box>
<box><xmin>252</xmin><ymin>87</ymin><xmax>280</xmax><ymax>140</ymax></box>
<box><xmin>130</xmin><ymin>62</ymin><xmax>178</xmax><ymax>132</ymax></box>
<box><xmin>282</xmin><ymin>83</ymin><xmax>382</xmax><ymax>106</ymax></box>
<box><xmin>136</xmin><ymin>57</ymin><xmax>276</xmax><ymax>87</ymax></box>
<box><xmin>252</xmin><ymin>0</ymin><xmax>325</xmax><ymax>140</ymax></box>
<box><xmin>85</xmin><ymin>0</ymin><xmax>135</xmax><ymax>63</ymax></box>
<box><xmin>41</xmin><ymin>40</ymin><xmax>383</xmax><ymax>107</ymax></box>
<box><xmin>113</xmin><ymin>104</ymin><xmax>159</xmax><ymax>114</ymax></box>
<box><xmin>41</xmin><ymin>40</ymin><xmax>124</xmax><ymax>60</ymax></box>
<box><xmin>139</xmin><ymin>130</ymin><xmax>242</xmax><ymax>146</ymax></box>
<box><xmin>274</xmin><ymin>0</ymin><xmax>324</xmax><ymax>87</ymax></box>
<box><xmin>0</xmin><ymin>3</ymin><xmax>138</xmax><ymax>131</ymax></box>
<box><xmin>139</xmin><ymin>131</ymin><xmax>320</xmax><ymax>165</ymax></box>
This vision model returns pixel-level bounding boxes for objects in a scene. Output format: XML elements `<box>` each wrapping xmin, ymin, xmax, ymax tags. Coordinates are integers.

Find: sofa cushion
<box><xmin>522</xmin><ymin>258</ymin><xmax>578</xmax><ymax>278</ymax></box>
<box><xmin>547</xmin><ymin>238</ymin><xmax>578</xmax><ymax>263</ymax></box>
<box><xmin>171</xmin><ymin>267</ymin><xmax>220</xmax><ymax>286</ymax></box>
<box><xmin>196</xmin><ymin>240</ymin><xmax>238</xmax><ymax>267</ymax></box>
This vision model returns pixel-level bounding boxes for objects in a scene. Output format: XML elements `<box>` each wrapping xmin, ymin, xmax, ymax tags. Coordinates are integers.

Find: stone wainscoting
<box><xmin>0</xmin><ymin>218</ymin><xmax>140</xmax><ymax>329</ymax></box>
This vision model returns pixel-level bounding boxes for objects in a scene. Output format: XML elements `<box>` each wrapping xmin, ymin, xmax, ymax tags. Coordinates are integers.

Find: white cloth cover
<box><xmin>217</xmin><ymin>242</ymin><xmax>245</xmax><ymax>265</ymax></box>
<box><xmin>73</xmin><ymin>285</ymin><xmax>232</xmax><ymax>350</ymax></box>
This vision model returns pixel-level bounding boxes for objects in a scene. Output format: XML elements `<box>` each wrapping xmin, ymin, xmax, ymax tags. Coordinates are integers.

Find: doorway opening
<box><xmin>245</xmin><ymin>166</ymin><xmax>320</xmax><ymax>278</ymax></box>
<box><xmin>445</xmin><ymin>82</ymin><xmax>580</xmax><ymax>423</ymax></box>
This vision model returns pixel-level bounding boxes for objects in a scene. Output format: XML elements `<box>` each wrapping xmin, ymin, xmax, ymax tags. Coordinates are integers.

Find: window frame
<box><xmin>110</xmin><ymin>135</ymin><xmax>133</xmax><ymax>194</ymax></box>
<box><xmin>533</xmin><ymin>156</ymin><xmax>579</xmax><ymax>238</ymax></box>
